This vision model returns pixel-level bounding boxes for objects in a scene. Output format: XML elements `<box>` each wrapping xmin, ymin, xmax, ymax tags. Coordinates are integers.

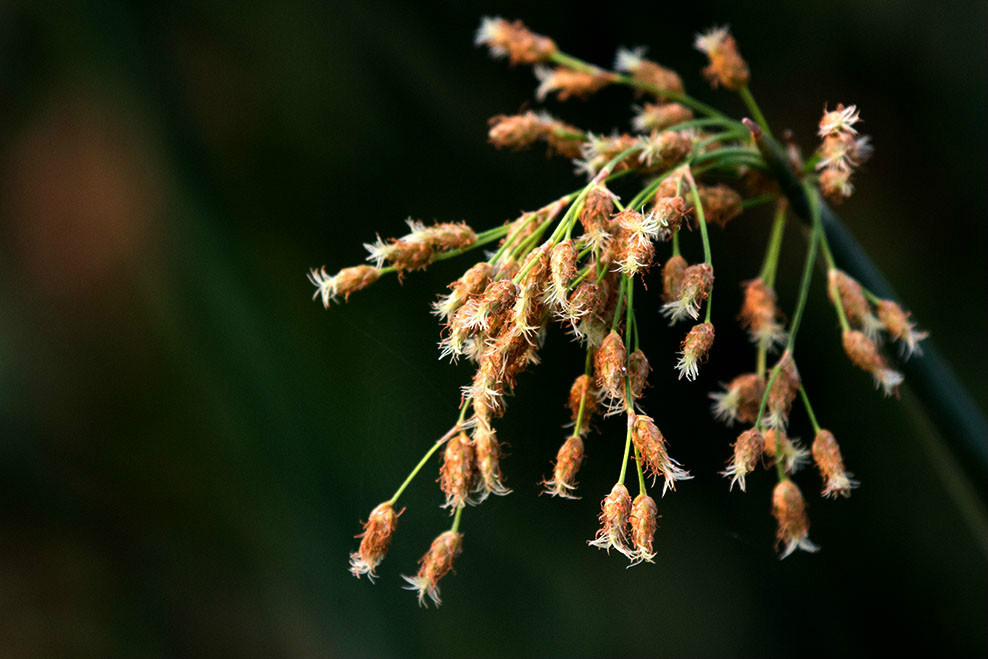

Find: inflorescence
<box><xmin>312</xmin><ymin>18</ymin><xmax>927</xmax><ymax>606</ymax></box>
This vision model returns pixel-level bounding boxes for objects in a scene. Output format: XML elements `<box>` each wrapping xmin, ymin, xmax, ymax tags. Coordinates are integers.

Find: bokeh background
<box><xmin>0</xmin><ymin>1</ymin><xmax>986</xmax><ymax>657</ymax></box>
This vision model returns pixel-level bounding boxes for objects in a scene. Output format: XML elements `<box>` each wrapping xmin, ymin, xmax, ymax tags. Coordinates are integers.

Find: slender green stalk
<box><xmin>450</xmin><ymin>504</ymin><xmax>464</xmax><ymax>533</ymax></box>
<box><xmin>742</xmin><ymin>193</ymin><xmax>779</xmax><ymax>209</ymax></box>
<box><xmin>390</xmin><ymin>406</ymin><xmax>469</xmax><ymax>504</ymax></box>
<box><xmin>618</xmin><ymin>421</ymin><xmax>634</xmax><ymax>485</ymax></box>
<box><xmin>671</xmin><ymin>229</ymin><xmax>681</xmax><ymax>257</ymax></box>
<box><xmin>799</xmin><ymin>386</ymin><xmax>822</xmax><ymax>433</ymax></box>
<box><xmin>738</xmin><ymin>85</ymin><xmax>774</xmax><ymax>140</ymax></box>
<box><xmin>611</xmin><ymin>276</ymin><xmax>628</xmax><ymax>332</ymax></box>
<box><xmin>686</xmin><ymin>169</ymin><xmax>714</xmax><ymax>321</ymax></box>
<box><xmin>633</xmin><ymin>444</ymin><xmax>647</xmax><ymax>496</ymax></box>
<box><xmin>760</xmin><ymin>202</ymin><xmax>788</xmax><ymax>286</ymax></box>
<box><xmin>572</xmin><ymin>348</ymin><xmax>593</xmax><ymax>437</ymax></box>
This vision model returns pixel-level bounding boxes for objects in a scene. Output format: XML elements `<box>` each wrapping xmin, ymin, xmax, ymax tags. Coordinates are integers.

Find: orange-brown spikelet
<box><xmin>535</xmin><ymin>66</ymin><xmax>614</xmax><ymax>101</ymax></box>
<box><xmin>676</xmin><ymin>322</ymin><xmax>715</xmax><ymax>381</ymax></box>
<box><xmin>661</xmin><ymin>263</ymin><xmax>713</xmax><ymax>322</ymax></box>
<box><xmin>811</xmin><ymin>429</ymin><xmax>857</xmax><ymax>498</ymax></box>
<box><xmin>488</xmin><ymin>112</ymin><xmax>548</xmax><ymax>150</ymax></box>
<box><xmin>694</xmin><ymin>184</ymin><xmax>743</xmax><ymax>228</ymax></box>
<box><xmin>547</xmin><ymin>239</ymin><xmax>578</xmax><ymax>308</ymax></box>
<box><xmin>876</xmin><ymin>299</ymin><xmax>927</xmax><ymax>358</ymax></box>
<box><xmin>841</xmin><ymin>329</ymin><xmax>903</xmax><ymax>396</ymax></box>
<box><xmin>309</xmin><ymin>265</ymin><xmax>381</xmax><ymax>307</ymax></box>
<box><xmin>767</xmin><ymin>352</ymin><xmax>800</xmax><ymax>428</ymax></box>
<box><xmin>349</xmin><ymin>501</ymin><xmax>402</xmax><ymax>582</ymax></box>
<box><xmin>694</xmin><ymin>27</ymin><xmax>750</xmax><ymax>91</ymax></box>
<box><xmin>828</xmin><ymin>269</ymin><xmax>883</xmax><ymax>338</ymax></box>
<box><xmin>763</xmin><ymin>428</ymin><xmax>809</xmax><ymax>474</ymax></box>
<box><xmin>771</xmin><ymin>480</ymin><xmax>818</xmax><ymax>558</ymax></box>
<box><xmin>543</xmin><ymin>435</ymin><xmax>585</xmax><ymax>498</ymax></box>
<box><xmin>740</xmin><ymin>278</ymin><xmax>786</xmax><ymax>349</ymax></box>
<box><xmin>568</xmin><ymin>374</ymin><xmax>598</xmax><ymax>428</ymax></box>
<box><xmin>588</xmin><ymin>483</ymin><xmax>633</xmax><ymax>556</ymax></box>
<box><xmin>615</xmin><ymin>48</ymin><xmax>684</xmax><ymax>97</ymax></box>
<box><xmin>722</xmin><ymin>428</ymin><xmax>765</xmax><ymax>492</ymax></box>
<box><xmin>628</xmin><ymin>349</ymin><xmax>651</xmax><ymax>402</ymax></box>
<box><xmin>473</xmin><ymin>423</ymin><xmax>510</xmax><ymax>501</ymax></box>
<box><xmin>661</xmin><ymin>255</ymin><xmax>688</xmax><ymax>304</ymax></box>
<box><xmin>639</xmin><ymin>131</ymin><xmax>692</xmax><ymax>170</ymax></box>
<box><xmin>633</xmin><ymin>102</ymin><xmax>694</xmax><ymax>132</ymax></box>
<box><xmin>433</xmin><ymin>262</ymin><xmax>493</xmax><ymax>321</ymax></box>
<box><xmin>577</xmin><ymin>134</ymin><xmax>641</xmax><ymax>177</ymax></box>
<box><xmin>630</xmin><ymin>413</ymin><xmax>692</xmax><ymax>494</ymax></box>
<box><xmin>440</xmin><ymin>432</ymin><xmax>476</xmax><ymax>510</ymax></box>
<box><xmin>595</xmin><ymin>330</ymin><xmax>628</xmax><ymax>408</ymax></box>
<box><xmin>475</xmin><ymin>17</ymin><xmax>557</xmax><ymax>65</ymax></box>
<box><xmin>819</xmin><ymin>168</ymin><xmax>854</xmax><ymax>202</ymax></box>
<box><xmin>579</xmin><ymin>183</ymin><xmax>617</xmax><ymax>249</ymax></box>
<box><xmin>402</xmin><ymin>530</ymin><xmax>463</xmax><ymax>607</ymax></box>
<box><xmin>710</xmin><ymin>372</ymin><xmax>765</xmax><ymax>425</ymax></box>
<box><xmin>628</xmin><ymin>494</ymin><xmax>659</xmax><ymax>565</ymax></box>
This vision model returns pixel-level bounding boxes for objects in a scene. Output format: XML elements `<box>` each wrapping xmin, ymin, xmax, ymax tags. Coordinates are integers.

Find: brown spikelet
<box><xmin>630</xmin><ymin>414</ymin><xmax>691</xmax><ymax>494</ymax></box>
<box><xmin>543</xmin><ymin>435</ymin><xmax>585</xmax><ymax>498</ymax></box>
<box><xmin>771</xmin><ymin>480</ymin><xmax>817</xmax><ymax>558</ymax></box>
<box><xmin>767</xmin><ymin>352</ymin><xmax>800</xmax><ymax>428</ymax></box>
<box><xmin>488</xmin><ymin>112</ymin><xmax>547</xmax><ymax>150</ymax></box>
<box><xmin>476</xmin><ymin>17</ymin><xmax>557</xmax><ymax>65</ymax></box>
<box><xmin>676</xmin><ymin>322</ymin><xmax>715</xmax><ymax>381</ymax></box>
<box><xmin>722</xmin><ymin>428</ymin><xmax>765</xmax><ymax>491</ymax></box>
<box><xmin>842</xmin><ymin>329</ymin><xmax>903</xmax><ymax>395</ymax></box>
<box><xmin>876</xmin><ymin>299</ymin><xmax>927</xmax><ymax>358</ymax></box>
<box><xmin>349</xmin><ymin>501</ymin><xmax>402</xmax><ymax>581</ymax></box>
<box><xmin>309</xmin><ymin>265</ymin><xmax>382</xmax><ymax>307</ymax></box>
<box><xmin>629</xmin><ymin>494</ymin><xmax>659</xmax><ymax>565</ymax></box>
<box><xmin>763</xmin><ymin>428</ymin><xmax>808</xmax><ymax>474</ymax></box>
<box><xmin>634</xmin><ymin>102</ymin><xmax>694</xmax><ymax>132</ymax></box>
<box><xmin>710</xmin><ymin>372</ymin><xmax>765</xmax><ymax>425</ymax></box>
<box><xmin>661</xmin><ymin>255</ymin><xmax>688</xmax><ymax>303</ymax></box>
<box><xmin>595</xmin><ymin>330</ymin><xmax>627</xmax><ymax>404</ymax></box>
<box><xmin>828</xmin><ymin>269</ymin><xmax>879</xmax><ymax>333</ymax></box>
<box><xmin>695</xmin><ymin>184</ymin><xmax>743</xmax><ymax>228</ymax></box>
<box><xmin>695</xmin><ymin>28</ymin><xmax>750</xmax><ymax>91</ymax></box>
<box><xmin>568</xmin><ymin>374</ymin><xmax>598</xmax><ymax>426</ymax></box>
<box><xmin>812</xmin><ymin>429</ymin><xmax>856</xmax><ymax>498</ymax></box>
<box><xmin>439</xmin><ymin>431</ymin><xmax>476</xmax><ymax>510</ymax></box>
<box><xmin>739</xmin><ymin>278</ymin><xmax>786</xmax><ymax>348</ymax></box>
<box><xmin>402</xmin><ymin>530</ymin><xmax>463</xmax><ymax>607</ymax></box>
<box><xmin>536</xmin><ymin>66</ymin><xmax>615</xmax><ymax>101</ymax></box>
<box><xmin>628</xmin><ymin>349</ymin><xmax>651</xmax><ymax>401</ymax></box>
<box><xmin>588</xmin><ymin>483</ymin><xmax>633</xmax><ymax>556</ymax></box>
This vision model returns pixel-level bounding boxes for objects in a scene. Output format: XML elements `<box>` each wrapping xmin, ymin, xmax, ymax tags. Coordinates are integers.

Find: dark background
<box><xmin>0</xmin><ymin>1</ymin><xmax>986</xmax><ymax>657</ymax></box>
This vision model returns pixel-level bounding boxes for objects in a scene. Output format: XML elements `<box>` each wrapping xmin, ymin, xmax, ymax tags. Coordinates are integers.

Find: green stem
<box><xmin>611</xmin><ymin>275</ymin><xmax>628</xmax><ymax>332</ymax></box>
<box><xmin>742</xmin><ymin>193</ymin><xmax>779</xmax><ymax>209</ymax></box>
<box><xmin>633</xmin><ymin>443</ymin><xmax>647</xmax><ymax>496</ymax></box>
<box><xmin>390</xmin><ymin>411</ymin><xmax>468</xmax><ymax>504</ymax></box>
<box><xmin>618</xmin><ymin>415</ymin><xmax>634</xmax><ymax>485</ymax></box>
<box><xmin>799</xmin><ymin>385</ymin><xmax>822</xmax><ymax>433</ymax></box>
<box><xmin>450</xmin><ymin>504</ymin><xmax>464</xmax><ymax>533</ymax></box>
<box><xmin>738</xmin><ymin>85</ymin><xmax>774</xmax><ymax>140</ymax></box>
<box><xmin>783</xmin><ymin>185</ymin><xmax>822</xmax><ymax>353</ymax></box>
<box><xmin>572</xmin><ymin>348</ymin><xmax>594</xmax><ymax>437</ymax></box>
<box><xmin>671</xmin><ymin>229</ymin><xmax>680</xmax><ymax>257</ymax></box>
<box><xmin>760</xmin><ymin>201</ymin><xmax>788</xmax><ymax>286</ymax></box>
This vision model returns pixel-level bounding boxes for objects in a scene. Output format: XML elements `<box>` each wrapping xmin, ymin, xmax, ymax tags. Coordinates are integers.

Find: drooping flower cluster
<box><xmin>313</xmin><ymin>18</ymin><xmax>927</xmax><ymax>604</ymax></box>
<box><xmin>815</xmin><ymin>104</ymin><xmax>873</xmax><ymax>201</ymax></box>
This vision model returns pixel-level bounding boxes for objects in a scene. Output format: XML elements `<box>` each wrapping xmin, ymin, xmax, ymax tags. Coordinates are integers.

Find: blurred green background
<box><xmin>0</xmin><ymin>1</ymin><xmax>986</xmax><ymax>657</ymax></box>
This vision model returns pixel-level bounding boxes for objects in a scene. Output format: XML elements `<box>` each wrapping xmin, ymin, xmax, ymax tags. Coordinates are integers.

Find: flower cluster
<box><xmin>313</xmin><ymin>18</ymin><xmax>927</xmax><ymax>605</ymax></box>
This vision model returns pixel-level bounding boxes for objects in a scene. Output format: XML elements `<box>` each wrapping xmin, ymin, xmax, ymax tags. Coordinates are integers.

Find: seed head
<box><xmin>709</xmin><ymin>372</ymin><xmax>765</xmax><ymax>425</ymax></box>
<box><xmin>628</xmin><ymin>494</ymin><xmax>659</xmax><ymax>565</ymax></box>
<box><xmin>613</xmin><ymin>209</ymin><xmax>660</xmax><ymax>276</ymax></box>
<box><xmin>661</xmin><ymin>255</ymin><xmax>688</xmax><ymax>304</ymax></box>
<box><xmin>543</xmin><ymin>435</ymin><xmax>585</xmax><ymax>499</ymax></box>
<box><xmin>771</xmin><ymin>480</ymin><xmax>819</xmax><ymax>559</ymax></box>
<box><xmin>440</xmin><ymin>431</ymin><xmax>477</xmax><ymax>511</ymax></box>
<box><xmin>694</xmin><ymin>26</ymin><xmax>750</xmax><ymax>90</ymax></box>
<box><xmin>722</xmin><ymin>428</ymin><xmax>765</xmax><ymax>492</ymax></box>
<box><xmin>349</xmin><ymin>501</ymin><xmax>401</xmax><ymax>582</ymax></box>
<box><xmin>488</xmin><ymin>111</ymin><xmax>547</xmax><ymax>150</ymax></box>
<box><xmin>614</xmin><ymin>47</ymin><xmax>684</xmax><ymax>96</ymax></box>
<box><xmin>628</xmin><ymin>349</ymin><xmax>651</xmax><ymax>402</ymax></box>
<box><xmin>433</xmin><ymin>262</ymin><xmax>493</xmax><ymax>321</ymax></box>
<box><xmin>876</xmin><ymin>299</ymin><xmax>927</xmax><ymax>359</ymax></box>
<box><xmin>661</xmin><ymin>263</ymin><xmax>713</xmax><ymax>322</ymax></box>
<box><xmin>819</xmin><ymin>167</ymin><xmax>855</xmax><ymax>202</ymax></box>
<box><xmin>638</xmin><ymin>130</ymin><xmax>691</xmax><ymax>170</ymax></box>
<box><xmin>308</xmin><ymin>265</ymin><xmax>381</xmax><ymax>307</ymax></box>
<box><xmin>739</xmin><ymin>278</ymin><xmax>786</xmax><ymax>349</ymax></box>
<box><xmin>631</xmin><ymin>413</ymin><xmax>692</xmax><ymax>494</ymax></box>
<box><xmin>676</xmin><ymin>322</ymin><xmax>715</xmax><ymax>381</ymax></box>
<box><xmin>595</xmin><ymin>330</ymin><xmax>628</xmax><ymax>406</ymax></box>
<box><xmin>763</xmin><ymin>428</ymin><xmax>810</xmax><ymax>475</ymax></box>
<box><xmin>632</xmin><ymin>102</ymin><xmax>694</xmax><ymax>133</ymax></box>
<box><xmin>547</xmin><ymin>239</ymin><xmax>579</xmax><ymax>308</ymax></box>
<box><xmin>812</xmin><ymin>429</ymin><xmax>857</xmax><ymax>498</ymax></box>
<box><xmin>473</xmin><ymin>424</ymin><xmax>511</xmax><ymax>501</ymax></box>
<box><xmin>828</xmin><ymin>269</ymin><xmax>883</xmax><ymax>339</ymax></box>
<box><xmin>588</xmin><ymin>483</ymin><xmax>634</xmax><ymax>557</ymax></box>
<box><xmin>694</xmin><ymin>184</ymin><xmax>743</xmax><ymax>228</ymax></box>
<box><xmin>534</xmin><ymin>66</ymin><xmax>613</xmax><ymax>101</ymax></box>
<box><xmin>568</xmin><ymin>374</ymin><xmax>598</xmax><ymax>428</ymax></box>
<box><xmin>575</xmin><ymin>133</ymin><xmax>640</xmax><ymax>178</ymax></box>
<box><xmin>842</xmin><ymin>329</ymin><xmax>903</xmax><ymax>396</ymax></box>
<box><xmin>818</xmin><ymin>103</ymin><xmax>861</xmax><ymax>138</ymax></box>
<box><xmin>475</xmin><ymin>17</ymin><xmax>557</xmax><ymax>64</ymax></box>
<box><xmin>579</xmin><ymin>183</ymin><xmax>617</xmax><ymax>249</ymax></box>
<box><xmin>402</xmin><ymin>530</ymin><xmax>463</xmax><ymax>607</ymax></box>
<box><xmin>767</xmin><ymin>352</ymin><xmax>800</xmax><ymax>429</ymax></box>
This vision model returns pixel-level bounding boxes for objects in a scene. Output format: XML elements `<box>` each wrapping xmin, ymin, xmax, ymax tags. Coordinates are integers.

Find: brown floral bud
<box><xmin>488</xmin><ymin>112</ymin><xmax>547</xmax><ymax>150</ymax></box>
<box><xmin>547</xmin><ymin>239</ymin><xmax>578</xmax><ymax>307</ymax></box>
<box><xmin>710</xmin><ymin>372</ymin><xmax>765</xmax><ymax>425</ymax></box>
<box><xmin>628</xmin><ymin>349</ymin><xmax>651</xmax><ymax>401</ymax></box>
<box><xmin>615</xmin><ymin>49</ymin><xmax>684</xmax><ymax>97</ymax></box>
<box><xmin>440</xmin><ymin>431</ymin><xmax>476</xmax><ymax>510</ymax></box>
<box><xmin>427</xmin><ymin>222</ymin><xmax>477</xmax><ymax>251</ymax></box>
<box><xmin>722</xmin><ymin>428</ymin><xmax>765</xmax><ymax>491</ymax></box>
<box><xmin>767</xmin><ymin>352</ymin><xmax>800</xmax><ymax>428</ymax></box>
<box><xmin>308</xmin><ymin>265</ymin><xmax>381</xmax><ymax>307</ymax></box>
<box><xmin>676</xmin><ymin>322</ymin><xmax>715</xmax><ymax>381</ymax></box>
<box><xmin>819</xmin><ymin>167</ymin><xmax>854</xmax><ymax>202</ymax></box>
<box><xmin>632</xmin><ymin>102</ymin><xmax>694</xmax><ymax>132</ymax></box>
<box><xmin>577</xmin><ymin>134</ymin><xmax>641</xmax><ymax>176</ymax></box>
<box><xmin>828</xmin><ymin>269</ymin><xmax>882</xmax><ymax>338</ymax></box>
<box><xmin>876</xmin><ymin>299</ymin><xmax>927</xmax><ymax>358</ymax></box>
<box><xmin>543</xmin><ymin>435</ymin><xmax>585</xmax><ymax>498</ymax></box>
<box><xmin>693</xmin><ymin>184</ymin><xmax>743</xmax><ymax>228</ymax></box>
<box><xmin>639</xmin><ymin>131</ymin><xmax>692</xmax><ymax>170</ymax></box>
<box><xmin>382</xmin><ymin>238</ymin><xmax>434</xmax><ymax>271</ymax></box>
<box><xmin>402</xmin><ymin>530</ymin><xmax>463</xmax><ymax>607</ymax></box>
<box><xmin>433</xmin><ymin>262</ymin><xmax>493</xmax><ymax>320</ymax></box>
<box><xmin>694</xmin><ymin>27</ymin><xmax>750</xmax><ymax>91</ymax></box>
<box><xmin>739</xmin><ymin>278</ymin><xmax>786</xmax><ymax>349</ymax></box>
<box><xmin>588</xmin><ymin>483</ymin><xmax>633</xmax><ymax>556</ymax></box>
<box><xmin>568</xmin><ymin>374</ymin><xmax>598</xmax><ymax>427</ymax></box>
<box><xmin>771</xmin><ymin>480</ymin><xmax>818</xmax><ymax>558</ymax></box>
<box><xmin>629</xmin><ymin>494</ymin><xmax>659</xmax><ymax>565</ymax></box>
<box><xmin>842</xmin><ymin>329</ymin><xmax>903</xmax><ymax>396</ymax></box>
<box><xmin>812</xmin><ymin>429</ymin><xmax>856</xmax><ymax>498</ymax></box>
<box><xmin>631</xmin><ymin>413</ymin><xmax>691</xmax><ymax>494</ymax></box>
<box><xmin>349</xmin><ymin>501</ymin><xmax>401</xmax><ymax>581</ymax></box>
<box><xmin>535</xmin><ymin>66</ymin><xmax>614</xmax><ymax>101</ymax></box>
<box><xmin>475</xmin><ymin>17</ymin><xmax>557</xmax><ymax>65</ymax></box>
<box><xmin>661</xmin><ymin>255</ymin><xmax>688</xmax><ymax>303</ymax></box>
<box><xmin>763</xmin><ymin>428</ymin><xmax>809</xmax><ymax>474</ymax></box>
<box><xmin>654</xmin><ymin>194</ymin><xmax>689</xmax><ymax>233</ymax></box>
<box><xmin>476</xmin><ymin>279</ymin><xmax>520</xmax><ymax>335</ymax></box>
<box><xmin>661</xmin><ymin>263</ymin><xmax>713</xmax><ymax>322</ymax></box>
<box><xmin>579</xmin><ymin>183</ymin><xmax>617</xmax><ymax>249</ymax></box>
<box><xmin>595</xmin><ymin>330</ymin><xmax>627</xmax><ymax>404</ymax></box>
<box><xmin>474</xmin><ymin>424</ymin><xmax>510</xmax><ymax>501</ymax></box>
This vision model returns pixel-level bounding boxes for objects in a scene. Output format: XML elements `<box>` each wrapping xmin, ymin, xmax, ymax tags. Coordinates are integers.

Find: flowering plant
<box><xmin>310</xmin><ymin>18</ymin><xmax>926</xmax><ymax>606</ymax></box>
